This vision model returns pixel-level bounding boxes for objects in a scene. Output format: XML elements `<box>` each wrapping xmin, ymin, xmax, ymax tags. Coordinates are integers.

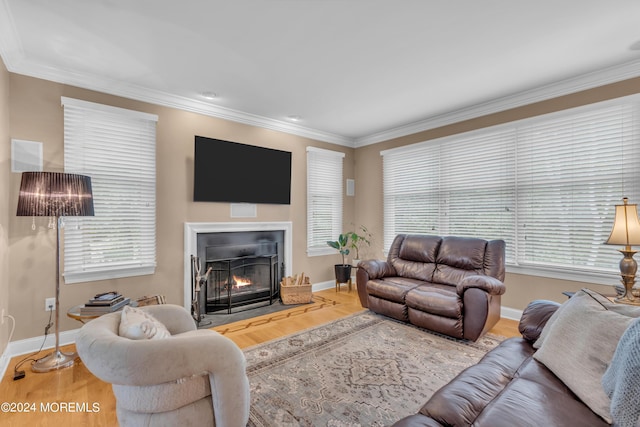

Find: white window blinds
<box><xmin>382</xmin><ymin>128</ymin><xmax>516</xmax><ymax>261</ymax></box>
<box><xmin>382</xmin><ymin>95</ymin><xmax>640</xmax><ymax>281</ymax></box>
<box><xmin>62</xmin><ymin>97</ymin><xmax>158</xmax><ymax>283</ymax></box>
<box><xmin>516</xmin><ymin>103</ymin><xmax>640</xmax><ymax>273</ymax></box>
<box><xmin>307</xmin><ymin>147</ymin><xmax>345</xmax><ymax>256</ymax></box>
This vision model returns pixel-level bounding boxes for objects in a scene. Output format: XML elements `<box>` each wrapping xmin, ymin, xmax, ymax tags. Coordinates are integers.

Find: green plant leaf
<box><xmin>327</xmin><ymin>241</ymin><xmax>340</xmax><ymax>250</ymax></box>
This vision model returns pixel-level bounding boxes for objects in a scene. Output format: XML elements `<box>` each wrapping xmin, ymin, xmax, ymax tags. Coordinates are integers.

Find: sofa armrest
<box><xmin>518</xmin><ymin>299</ymin><xmax>560</xmax><ymax>342</ymax></box>
<box><xmin>456</xmin><ymin>275</ymin><xmax>506</xmax><ymax>296</ymax></box>
<box><xmin>358</xmin><ymin>259</ymin><xmax>396</xmax><ymax>279</ymax></box>
<box><xmin>356</xmin><ymin>260</ymin><xmax>397</xmax><ymax>308</ymax></box>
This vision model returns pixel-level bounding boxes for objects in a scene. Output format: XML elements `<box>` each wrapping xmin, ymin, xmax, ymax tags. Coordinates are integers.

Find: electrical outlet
<box><xmin>45</xmin><ymin>297</ymin><xmax>55</xmax><ymax>311</ymax></box>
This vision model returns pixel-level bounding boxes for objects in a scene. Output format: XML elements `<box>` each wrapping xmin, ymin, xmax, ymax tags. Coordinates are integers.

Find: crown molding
<box><xmin>354</xmin><ymin>59</ymin><xmax>640</xmax><ymax>147</ymax></box>
<box><xmin>5</xmin><ymin>57</ymin><xmax>355</xmax><ymax>147</ymax></box>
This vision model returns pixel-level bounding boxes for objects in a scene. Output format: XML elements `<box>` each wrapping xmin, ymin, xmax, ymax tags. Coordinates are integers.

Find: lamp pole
<box><xmin>32</xmin><ymin>216</ymin><xmax>77</xmax><ymax>372</ymax></box>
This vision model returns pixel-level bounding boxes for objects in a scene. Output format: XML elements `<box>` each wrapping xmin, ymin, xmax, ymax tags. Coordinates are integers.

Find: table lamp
<box><xmin>605</xmin><ymin>197</ymin><xmax>640</xmax><ymax>305</ymax></box>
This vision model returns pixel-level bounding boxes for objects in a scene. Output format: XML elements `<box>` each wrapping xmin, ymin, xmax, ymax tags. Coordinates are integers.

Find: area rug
<box><xmin>244</xmin><ymin>311</ymin><xmax>505</xmax><ymax>427</ymax></box>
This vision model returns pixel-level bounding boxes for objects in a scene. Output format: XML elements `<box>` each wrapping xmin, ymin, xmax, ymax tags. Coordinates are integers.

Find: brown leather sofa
<box><xmin>391</xmin><ymin>300</ymin><xmax>609</xmax><ymax>427</ymax></box>
<box><xmin>356</xmin><ymin>234</ymin><xmax>505</xmax><ymax>341</ymax></box>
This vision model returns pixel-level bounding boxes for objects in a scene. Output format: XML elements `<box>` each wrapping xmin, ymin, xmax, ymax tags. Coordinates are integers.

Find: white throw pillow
<box><xmin>533</xmin><ymin>289</ymin><xmax>640</xmax><ymax>423</ymax></box>
<box><xmin>119</xmin><ymin>305</ymin><xmax>171</xmax><ymax>340</ymax></box>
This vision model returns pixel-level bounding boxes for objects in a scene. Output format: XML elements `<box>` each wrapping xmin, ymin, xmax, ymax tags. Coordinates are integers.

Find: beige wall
<box><xmin>354</xmin><ymin>77</ymin><xmax>640</xmax><ymax>310</ymax></box>
<box><xmin>7</xmin><ymin>74</ymin><xmax>355</xmax><ymax>341</ymax></box>
<box><xmin>0</xmin><ymin>57</ymin><xmax>10</xmax><ymax>353</ymax></box>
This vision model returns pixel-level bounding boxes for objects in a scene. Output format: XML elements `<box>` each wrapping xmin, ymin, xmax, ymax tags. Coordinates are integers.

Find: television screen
<box><xmin>194</xmin><ymin>136</ymin><xmax>292</xmax><ymax>204</ymax></box>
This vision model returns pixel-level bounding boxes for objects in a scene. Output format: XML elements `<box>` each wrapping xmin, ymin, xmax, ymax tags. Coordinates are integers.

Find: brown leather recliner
<box><xmin>356</xmin><ymin>234</ymin><xmax>506</xmax><ymax>341</ymax></box>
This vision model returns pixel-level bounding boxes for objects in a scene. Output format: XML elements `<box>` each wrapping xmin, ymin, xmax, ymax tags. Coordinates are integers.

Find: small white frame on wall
<box><xmin>11</xmin><ymin>139</ymin><xmax>43</xmax><ymax>172</ymax></box>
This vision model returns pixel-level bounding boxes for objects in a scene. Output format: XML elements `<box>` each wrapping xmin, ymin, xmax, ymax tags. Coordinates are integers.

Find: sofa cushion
<box><xmin>419</xmin><ymin>338</ymin><xmax>533</xmax><ymax>426</ymax></box>
<box><xmin>389</xmin><ymin>235</ymin><xmax>442</xmax><ymax>282</ymax></box>
<box><xmin>367</xmin><ymin>277</ymin><xmax>423</xmax><ymax>302</ymax></box>
<box><xmin>398</xmin><ymin>235</ymin><xmax>442</xmax><ymax>263</ymax></box>
<box><xmin>432</xmin><ymin>237</ymin><xmax>486</xmax><ymax>285</ymax></box>
<box><xmin>435</xmin><ymin>236</ymin><xmax>486</xmax><ymax>270</ymax></box>
<box><xmin>533</xmin><ymin>289</ymin><xmax>640</xmax><ymax>423</ymax></box>
<box><xmin>405</xmin><ymin>286</ymin><xmax>460</xmax><ymax>319</ymax></box>
<box><xmin>473</xmin><ymin>376</ymin><xmax>609</xmax><ymax>427</ymax></box>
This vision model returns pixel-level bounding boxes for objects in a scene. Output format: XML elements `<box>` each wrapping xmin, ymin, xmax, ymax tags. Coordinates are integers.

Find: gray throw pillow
<box><xmin>533</xmin><ymin>289</ymin><xmax>640</xmax><ymax>423</ymax></box>
<box><xmin>533</xmin><ymin>288</ymin><xmax>640</xmax><ymax>349</ymax></box>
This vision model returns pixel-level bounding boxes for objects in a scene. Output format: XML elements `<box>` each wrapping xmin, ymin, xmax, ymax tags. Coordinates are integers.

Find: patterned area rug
<box><xmin>244</xmin><ymin>311</ymin><xmax>505</xmax><ymax>427</ymax></box>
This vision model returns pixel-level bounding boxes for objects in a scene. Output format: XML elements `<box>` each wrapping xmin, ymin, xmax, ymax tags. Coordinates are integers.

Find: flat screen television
<box><xmin>193</xmin><ymin>136</ymin><xmax>292</xmax><ymax>204</ymax></box>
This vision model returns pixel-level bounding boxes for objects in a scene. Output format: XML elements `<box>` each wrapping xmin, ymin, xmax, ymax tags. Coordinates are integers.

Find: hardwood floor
<box><xmin>0</xmin><ymin>288</ymin><xmax>519</xmax><ymax>426</ymax></box>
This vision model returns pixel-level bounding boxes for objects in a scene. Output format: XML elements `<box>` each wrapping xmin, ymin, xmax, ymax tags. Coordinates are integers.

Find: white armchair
<box><xmin>75</xmin><ymin>304</ymin><xmax>250</xmax><ymax>427</ymax></box>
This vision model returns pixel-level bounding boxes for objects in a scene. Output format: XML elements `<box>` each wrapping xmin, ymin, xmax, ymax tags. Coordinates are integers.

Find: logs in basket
<box><xmin>280</xmin><ymin>273</ymin><xmax>312</xmax><ymax>304</ymax></box>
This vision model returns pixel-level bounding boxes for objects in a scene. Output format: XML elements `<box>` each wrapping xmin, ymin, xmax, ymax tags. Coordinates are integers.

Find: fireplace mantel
<box><xmin>183</xmin><ymin>221</ymin><xmax>293</xmax><ymax>311</ymax></box>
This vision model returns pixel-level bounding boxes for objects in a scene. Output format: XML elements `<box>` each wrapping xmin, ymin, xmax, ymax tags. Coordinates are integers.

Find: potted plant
<box><xmin>327</xmin><ymin>233</ymin><xmax>352</xmax><ymax>283</ymax></box>
<box><xmin>348</xmin><ymin>225</ymin><xmax>373</xmax><ymax>266</ymax></box>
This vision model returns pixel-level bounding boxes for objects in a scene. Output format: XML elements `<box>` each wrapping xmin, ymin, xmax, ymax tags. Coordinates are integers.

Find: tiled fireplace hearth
<box><xmin>183</xmin><ymin>222</ymin><xmax>293</xmax><ymax>315</ymax></box>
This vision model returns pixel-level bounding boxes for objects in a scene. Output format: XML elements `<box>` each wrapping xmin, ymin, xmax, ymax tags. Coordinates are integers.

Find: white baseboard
<box><xmin>0</xmin><ymin>352</ymin><xmax>9</xmax><ymax>382</ymax></box>
<box><xmin>0</xmin><ymin>328</ymin><xmax>80</xmax><ymax>379</ymax></box>
<box><xmin>500</xmin><ymin>306</ymin><xmax>523</xmax><ymax>321</ymax></box>
<box><xmin>312</xmin><ymin>280</ymin><xmax>338</xmax><ymax>292</ymax></box>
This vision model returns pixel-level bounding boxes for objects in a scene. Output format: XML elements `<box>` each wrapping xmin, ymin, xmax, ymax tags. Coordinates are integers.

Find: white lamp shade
<box><xmin>606</xmin><ymin>199</ymin><xmax>640</xmax><ymax>246</ymax></box>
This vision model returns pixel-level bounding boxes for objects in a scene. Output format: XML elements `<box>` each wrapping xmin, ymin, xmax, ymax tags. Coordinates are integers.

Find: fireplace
<box><xmin>203</xmin><ymin>240</ymin><xmax>281</xmax><ymax>313</ymax></box>
<box><xmin>184</xmin><ymin>222</ymin><xmax>293</xmax><ymax>316</ymax></box>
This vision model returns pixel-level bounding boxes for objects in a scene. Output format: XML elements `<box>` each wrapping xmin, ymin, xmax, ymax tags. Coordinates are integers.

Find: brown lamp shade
<box><xmin>16</xmin><ymin>172</ymin><xmax>94</xmax><ymax>217</ymax></box>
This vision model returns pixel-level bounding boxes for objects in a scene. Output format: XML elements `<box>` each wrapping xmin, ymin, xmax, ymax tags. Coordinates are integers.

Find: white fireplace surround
<box><xmin>183</xmin><ymin>221</ymin><xmax>293</xmax><ymax>311</ymax></box>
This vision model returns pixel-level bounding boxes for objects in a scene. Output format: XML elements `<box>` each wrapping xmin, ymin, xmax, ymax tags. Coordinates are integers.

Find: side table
<box><xmin>67</xmin><ymin>305</ymin><xmax>111</xmax><ymax>324</ymax></box>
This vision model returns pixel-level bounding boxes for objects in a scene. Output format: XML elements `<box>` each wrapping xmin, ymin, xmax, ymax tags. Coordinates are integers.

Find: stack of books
<box><xmin>80</xmin><ymin>291</ymin><xmax>131</xmax><ymax>315</ymax></box>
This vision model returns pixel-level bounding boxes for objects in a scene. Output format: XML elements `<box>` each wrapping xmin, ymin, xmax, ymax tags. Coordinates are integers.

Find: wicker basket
<box><xmin>281</xmin><ymin>284</ymin><xmax>313</xmax><ymax>304</ymax></box>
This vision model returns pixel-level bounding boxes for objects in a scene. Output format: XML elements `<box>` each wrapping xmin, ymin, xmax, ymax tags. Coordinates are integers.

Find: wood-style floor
<box><xmin>0</xmin><ymin>287</ymin><xmax>519</xmax><ymax>426</ymax></box>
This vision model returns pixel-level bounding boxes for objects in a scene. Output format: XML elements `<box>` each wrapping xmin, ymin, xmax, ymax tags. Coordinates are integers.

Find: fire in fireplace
<box><xmin>232</xmin><ymin>275</ymin><xmax>252</xmax><ymax>288</ymax></box>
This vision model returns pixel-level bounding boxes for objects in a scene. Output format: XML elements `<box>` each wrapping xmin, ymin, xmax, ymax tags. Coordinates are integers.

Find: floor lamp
<box><xmin>17</xmin><ymin>172</ymin><xmax>94</xmax><ymax>372</ymax></box>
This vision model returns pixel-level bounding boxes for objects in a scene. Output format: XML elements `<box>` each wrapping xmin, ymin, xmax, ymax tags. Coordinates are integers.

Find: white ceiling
<box><xmin>2</xmin><ymin>0</ymin><xmax>640</xmax><ymax>147</ymax></box>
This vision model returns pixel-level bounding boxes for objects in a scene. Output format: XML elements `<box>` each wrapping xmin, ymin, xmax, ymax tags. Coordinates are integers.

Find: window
<box><xmin>515</xmin><ymin>103</ymin><xmax>640</xmax><ymax>274</ymax></box>
<box><xmin>382</xmin><ymin>95</ymin><xmax>640</xmax><ymax>283</ymax></box>
<box><xmin>307</xmin><ymin>147</ymin><xmax>345</xmax><ymax>256</ymax></box>
<box><xmin>383</xmin><ymin>128</ymin><xmax>516</xmax><ymax>260</ymax></box>
<box><xmin>62</xmin><ymin>97</ymin><xmax>158</xmax><ymax>283</ymax></box>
